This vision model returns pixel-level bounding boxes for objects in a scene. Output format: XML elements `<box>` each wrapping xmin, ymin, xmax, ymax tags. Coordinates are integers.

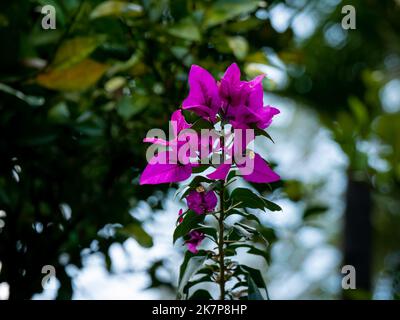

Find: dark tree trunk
<box><xmin>343</xmin><ymin>175</ymin><xmax>372</xmax><ymax>299</ymax></box>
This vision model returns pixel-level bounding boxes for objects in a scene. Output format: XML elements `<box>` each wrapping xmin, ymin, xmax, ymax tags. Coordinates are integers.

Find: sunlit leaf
<box><xmin>117</xmin><ymin>94</ymin><xmax>148</xmax><ymax>119</ymax></box>
<box><xmin>90</xmin><ymin>1</ymin><xmax>143</xmax><ymax>19</ymax></box>
<box><xmin>37</xmin><ymin>59</ymin><xmax>108</xmax><ymax>91</ymax></box>
<box><xmin>168</xmin><ymin>18</ymin><xmax>201</xmax><ymax>42</ymax></box>
<box><xmin>52</xmin><ymin>36</ymin><xmax>105</xmax><ymax>69</ymax></box>
<box><xmin>204</xmin><ymin>0</ymin><xmax>259</xmax><ymax>28</ymax></box>
<box><xmin>227</xmin><ymin>36</ymin><xmax>248</xmax><ymax>60</ymax></box>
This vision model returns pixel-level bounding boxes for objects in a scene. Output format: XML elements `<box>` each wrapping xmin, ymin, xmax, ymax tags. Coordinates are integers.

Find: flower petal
<box><xmin>207</xmin><ymin>163</ymin><xmax>231</xmax><ymax>180</ymax></box>
<box><xmin>171</xmin><ymin>109</ymin><xmax>191</xmax><ymax>133</ymax></box>
<box><xmin>256</xmin><ymin>106</ymin><xmax>280</xmax><ymax>129</ymax></box>
<box><xmin>140</xmin><ymin>152</ymin><xmax>192</xmax><ymax>184</ymax></box>
<box><xmin>143</xmin><ymin>137</ymin><xmax>169</xmax><ymax>146</ymax></box>
<box><xmin>222</xmin><ymin>63</ymin><xmax>241</xmax><ymax>84</ymax></box>
<box><xmin>182</xmin><ymin>65</ymin><xmax>220</xmax><ymax>121</ymax></box>
<box><xmin>239</xmin><ymin>153</ymin><xmax>280</xmax><ymax>183</ymax></box>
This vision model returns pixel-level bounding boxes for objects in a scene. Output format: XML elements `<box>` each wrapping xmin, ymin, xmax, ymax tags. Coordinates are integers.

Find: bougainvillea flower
<box><xmin>207</xmin><ymin>152</ymin><xmax>279</xmax><ymax>183</ymax></box>
<box><xmin>186</xmin><ymin>188</ymin><xmax>218</xmax><ymax>214</ymax></box>
<box><xmin>219</xmin><ymin>63</ymin><xmax>280</xmax><ymax>130</ymax></box>
<box><xmin>186</xmin><ymin>230</ymin><xmax>205</xmax><ymax>254</ymax></box>
<box><xmin>143</xmin><ymin>109</ymin><xmax>191</xmax><ymax>146</ymax></box>
<box><xmin>239</xmin><ymin>151</ymin><xmax>280</xmax><ymax>183</ymax></box>
<box><xmin>219</xmin><ymin>63</ymin><xmax>254</xmax><ymax>109</ymax></box>
<box><xmin>206</xmin><ymin>134</ymin><xmax>280</xmax><ymax>183</ymax></box>
<box><xmin>182</xmin><ymin>65</ymin><xmax>221</xmax><ymax>122</ymax></box>
<box><xmin>140</xmin><ymin>110</ymin><xmax>196</xmax><ymax>185</ymax></box>
<box><xmin>140</xmin><ymin>151</ymin><xmax>193</xmax><ymax>184</ymax></box>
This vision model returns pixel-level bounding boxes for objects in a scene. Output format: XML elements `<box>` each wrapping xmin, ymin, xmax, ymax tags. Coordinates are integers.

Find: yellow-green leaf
<box><xmin>227</xmin><ymin>36</ymin><xmax>248</xmax><ymax>60</ymax></box>
<box><xmin>52</xmin><ymin>36</ymin><xmax>105</xmax><ymax>69</ymax></box>
<box><xmin>204</xmin><ymin>0</ymin><xmax>259</xmax><ymax>28</ymax></box>
<box><xmin>37</xmin><ymin>59</ymin><xmax>108</xmax><ymax>91</ymax></box>
<box><xmin>90</xmin><ymin>1</ymin><xmax>143</xmax><ymax>19</ymax></box>
<box><xmin>168</xmin><ymin>19</ymin><xmax>201</xmax><ymax>42</ymax></box>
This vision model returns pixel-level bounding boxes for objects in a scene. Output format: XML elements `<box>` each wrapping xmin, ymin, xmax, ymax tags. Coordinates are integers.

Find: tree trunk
<box><xmin>343</xmin><ymin>175</ymin><xmax>372</xmax><ymax>299</ymax></box>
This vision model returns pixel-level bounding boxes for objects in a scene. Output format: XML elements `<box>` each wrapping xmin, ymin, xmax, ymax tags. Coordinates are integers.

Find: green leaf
<box><xmin>227</xmin><ymin>243</ymin><xmax>269</xmax><ymax>263</ymax></box>
<box><xmin>118</xmin><ymin>224</ymin><xmax>153</xmax><ymax>248</ymax></box>
<box><xmin>228</xmin><ymin>209</ymin><xmax>261</xmax><ymax>225</ymax></box>
<box><xmin>348</xmin><ymin>96</ymin><xmax>368</xmax><ymax>126</ymax></box>
<box><xmin>227</xmin><ymin>170</ymin><xmax>236</xmax><ymax>182</ymax></box>
<box><xmin>231</xmin><ymin>188</ymin><xmax>281</xmax><ymax>212</ymax></box>
<box><xmin>48</xmin><ymin>102</ymin><xmax>70</xmax><ymax>122</ymax></box>
<box><xmin>116</xmin><ymin>95</ymin><xmax>147</xmax><ymax>119</ymax></box>
<box><xmin>190</xmin><ymin>117</ymin><xmax>215</xmax><ymax>131</ymax></box>
<box><xmin>52</xmin><ymin>36</ymin><xmax>105</xmax><ymax>69</ymax></box>
<box><xmin>37</xmin><ymin>59</ymin><xmax>108</xmax><ymax>91</ymax></box>
<box><xmin>303</xmin><ymin>205</ymin><xmax>329</xmax><ymax>219</ymax></box>
<box><xmin>189</xmin><ymin>289</ymin><xmax>213</xmax><ymax>300</ymax></box>
<box><xmin>168</xmin><ymin>18</ymin><xmax>201</xmax><ymax>42</ymax></box>
<box><xmin>191</xmin><ymin>165</ymin><xmax>210</xmax><ymax>174</ymax></box>
<box><xmin>188</xmin><ymin>176</ymin><xmax>213</xmax><ymax>188</ymax></box>
<box><xmin>204</xmin><ymin>0</ymin><xmax>259</xmax><ymax>28</ymax></box>
<box><xmin>184</xmin><ymin>274</ymin><xmax>213</xmax><ymax>295</ymax></box>
<box><xmin>260</xmin><ymin>227</ymin><xmax>277</xmax><ymax>244</ymax></box>
<box><xmin>231</xmin><ymin>188</ymin><xmax>265</xmax><ymax>210</ymax></box>
<box><xmin>227</xmin><ymin>36</ymin><xmax>248</xmax><ymax>60</ymax></box>
<box><xmin>232</xmin><ymin>224</ymin><xmax>253</xmax><ymax>240</ymax></box>
<box><xmin>179</xmin><ymin>176</ymin><xmax>214</xmax><ymax>199</ymax></box>
<box><xmin>0</xmin><ymin>83</ymin><xmax>44</xmax><ymax>107</ymax></box>
<box><xmin>192</xmin><ymin>226</ymin><xmax>217</xmax><ymax>242</ymax></box>
<box><xmin>181</xmin><ymin>109</ymin><xmax>200</xmax><ymax>123</ymax></box>
<box><xmin>247</xmin><ymin>274</ymin><xmax>264</xmax><ymax>300</ymax></box>
<box><xmin>173</xmin><ymin>210</ymin><xmax>205</xmax><ymax>243</ymax></box>
<box><xmin>241</xmin><ymin>264</ymin><xmax>269</xmax><ymax>300</ymax></box>
<box><xmin>104</xmin><ymin>76</ymin><xmax>126</xmax><ymax>92</ymax></box>
<box><xmin>251</xmin><ymin>125</ymin><xmax>275</xmax><ymax>143</ymax></box>
<box><xmin>232</xmin><ymin>222</ymin><xmax>268</xmax><ymax>244</ymax></box>
<box><xmin>90</xmin><ymin>1</ymin><xmax>143</xmax><ymax>19</ymax></box>
<box><xmin>263</xmin><ymin>198</ymin><xmax>282</xmax><ymax>212</ymax></box>
<box><xmin>178</xmin><ymin>255</ymin><xmax>207</xmax><ymax>298</ymax></box>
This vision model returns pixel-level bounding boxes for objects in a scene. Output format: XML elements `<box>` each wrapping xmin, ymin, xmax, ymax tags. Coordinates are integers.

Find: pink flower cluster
<box><xmin>140</xmin><ymin>63</ymin><xmax>280</xmax><ymax>186</ymax></box>
<box><xmin>140</xmin><ymin>63</ymin><xmax>281</xmax><ymax>253</ymax></box>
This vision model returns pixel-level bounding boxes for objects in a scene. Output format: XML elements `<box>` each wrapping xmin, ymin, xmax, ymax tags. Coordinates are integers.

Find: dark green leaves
<box><xmin>247</xmin><ymin>274</ymin><xmax>263</xmax><ymax>300</ymax></box>
<box><xmin>177</xmin><ymin>250</ymin><xmax>209</xmax><ymax>299</ymax></box>
<box><xmin>228</xmin><ymin>209</ymin><xmax>261</xmax><ymax>225</ymax></box>
<box><xmin>303</xmin><ymin>205</ymin><xmax>329</xmax><ymax>219</ymax></box>
<box><xmin>241</xmin><ymin>265</ymin><xmax>269</xmax><ymax>300</ymax></box>
<box><xmin>227</xmin><ymin>243</ymin><xmax>270</xmax><ymax>263</ymax></box>
<box><xmin>251</xmin><ymin>125</ymin><xmax>275</xmax><ymax>143</ymax></box>
<box><xmin>204</xmin><ymin>0</ymin><xmax>260</xmax><ymax>28</ymax></box>
<box><xmin>189</xmin><ymin>289</ymin><xmax>213</xmax><ymax>300</ymax></box>
<box><xmin>230</xmin><ymin>188</ymin><xmax>282</xmax><ymax>212</ymax></box>
<box><xmin>173</xmin><ymin>210</ymin><xmax>205</xmax><ymax>244</ymax></box>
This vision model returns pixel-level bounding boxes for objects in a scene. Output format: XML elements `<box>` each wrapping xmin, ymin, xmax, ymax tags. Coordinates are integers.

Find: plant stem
<box><xmin>218</xmin><ymin>181</ymin><xmax>226</xmax><ymax>300</ymax></box>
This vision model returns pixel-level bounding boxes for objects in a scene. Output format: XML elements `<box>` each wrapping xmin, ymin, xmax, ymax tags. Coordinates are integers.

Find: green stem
<box><xmin>218</xmin><ymin>181</ymin><xmax>226</xmax><ymax>300</ymax></box>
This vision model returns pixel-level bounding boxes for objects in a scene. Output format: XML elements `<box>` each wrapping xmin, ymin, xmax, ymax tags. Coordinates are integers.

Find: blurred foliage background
<box><xmin>0</xmin><ymin>0</ymin><xmax>399</xmax><ymax>300</ymax></box>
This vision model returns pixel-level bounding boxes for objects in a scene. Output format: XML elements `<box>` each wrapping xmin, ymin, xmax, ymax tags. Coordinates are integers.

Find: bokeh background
<box><xmin>0</xmin><ymin>0</ymin><xmax>399</xmax><ymax>300</ymax></box>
